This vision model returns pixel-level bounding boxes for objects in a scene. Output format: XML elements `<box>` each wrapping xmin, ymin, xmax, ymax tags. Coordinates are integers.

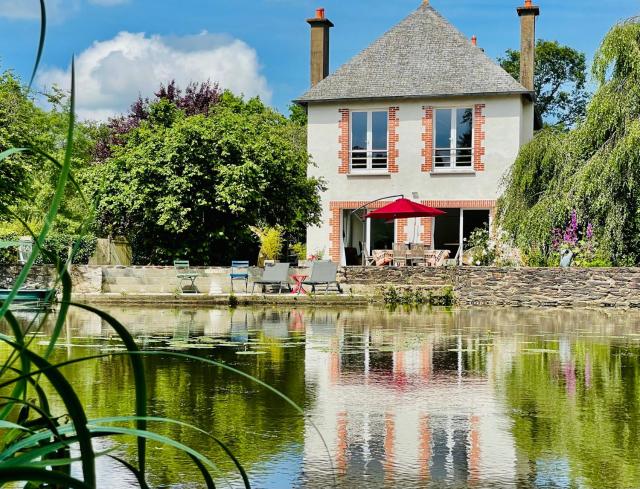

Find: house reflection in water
<box><xmin>22</xmin><ymin>305</ymin><xmax>635</xmax><ymax>488</ymax></box>
<box><xmin>302</xmin><ymin>310</ymin><xmax>518</xmax><ymax>487</ymax></box>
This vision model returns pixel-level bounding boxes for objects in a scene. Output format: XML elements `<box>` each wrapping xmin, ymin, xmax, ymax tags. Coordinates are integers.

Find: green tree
<box><xmin>0</xmin><ymin>70</ymin><xmax>52</xmax><ymax>213</ymax></box>
<box><xmin>90</xmin><ymin>91</ymin><xmax>324</xmax><ymax>265</ymax></box>
<box><xmin>499</xmin><ymin>40</ymin><xmax>588</xmax><ymax>127</ymax></box>
<box><xmin>498</xmin><ymin>19</ymin><xmax>640</xmax><ymax>265</ymax></box>
<box><xmin>0</xmin><ymin>70</ymin><xmax>95</xmax><ymax>235</ymax></box>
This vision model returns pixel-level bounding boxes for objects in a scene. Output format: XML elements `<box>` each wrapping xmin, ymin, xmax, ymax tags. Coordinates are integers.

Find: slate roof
<box><xmin>296</xmin><ymin>3</ymin><xmax>531</xmax><ymax>104</ymax></box>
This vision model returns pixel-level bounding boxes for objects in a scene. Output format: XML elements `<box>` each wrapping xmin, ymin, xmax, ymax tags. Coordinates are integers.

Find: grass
<box><xmin>0</xmin><ymin>2</ymin><xmax>333</xmax><ymax>487</ymax></box>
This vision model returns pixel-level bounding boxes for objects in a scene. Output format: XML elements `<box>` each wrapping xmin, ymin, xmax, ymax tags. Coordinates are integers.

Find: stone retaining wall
<box><xmin>0</xmin><ymin>266</ymin><xmax>102</xmax><ymax>294</ymax></box>
<box><xmin>341</xmin><ymin>266</ymin><xmax>640</xmax><ymax>308</ymax></box>
<box><xmin>2</xmin><ymin>265</ymin><xmax>640</xmax><ymax>308</ymax></box>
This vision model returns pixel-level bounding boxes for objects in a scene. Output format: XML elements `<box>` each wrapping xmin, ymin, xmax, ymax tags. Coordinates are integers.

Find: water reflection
<box><xmin>3</xmin><ymin>306</ymin><xmax>640</xmax><ymax>488</ymax></box>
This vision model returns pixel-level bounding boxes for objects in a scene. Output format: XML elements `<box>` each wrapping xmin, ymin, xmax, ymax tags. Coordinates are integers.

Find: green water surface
<box><xmin>2</xmin><ymin>306</ymin><xmax>640</xmax><ymax>488</ymax></box>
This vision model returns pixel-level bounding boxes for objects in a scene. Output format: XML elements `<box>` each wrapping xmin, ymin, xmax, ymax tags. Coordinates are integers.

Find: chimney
<box><xmin>307</xmin><ymin>8</ymin><xmax>334</xmax><ymax>87</ymax></box>
<box><xmin>517</xmin><ymin>0</ymin><xmax>540</xmax><ymax>92</ymax></box>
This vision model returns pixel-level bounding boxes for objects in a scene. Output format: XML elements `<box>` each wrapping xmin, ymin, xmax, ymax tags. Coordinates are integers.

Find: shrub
<box><xmin>251</xmin><ymin>226</ymin><xmax>284</xmax><ymax>266</ymax></box>
<box><xmin>291</xmin><ymin>242</ymin><xmax>307</xmax><ymax>260</ymax></box>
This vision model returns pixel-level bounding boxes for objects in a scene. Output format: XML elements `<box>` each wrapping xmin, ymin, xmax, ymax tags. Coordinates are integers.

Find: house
<box><xmin>295</xmin><ymin>0</ymin><xmax>540</xmax><ymax>265</ymax></box>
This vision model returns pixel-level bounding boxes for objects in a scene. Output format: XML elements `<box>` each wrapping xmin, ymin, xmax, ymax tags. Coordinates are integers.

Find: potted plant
<box><xmin>251</xmin><ymin>226</ymin><xmax>284</xmax><ymax>267</ymax></box>
<box><xmin>291</xmin><ymin>242</ymin><xmax>307</xmax><ymax>266</ymax></box>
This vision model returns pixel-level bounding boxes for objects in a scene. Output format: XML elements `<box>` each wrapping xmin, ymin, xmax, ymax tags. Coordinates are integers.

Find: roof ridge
<box><xmin>296</xmin><ymin>4</ymin><xmax>531</xmax><ymax>103</ymax></box>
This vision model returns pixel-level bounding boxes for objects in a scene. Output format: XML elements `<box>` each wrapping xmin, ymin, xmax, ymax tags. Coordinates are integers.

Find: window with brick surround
<box><xmin>434</xmin><ymin>108</ymin><xmax>473</xmax><ymax>170</ymax></box>
<box><xmin>351</xmin><ymin>110</ymin><xmax>388</xmax><ymax>171</ymax></box>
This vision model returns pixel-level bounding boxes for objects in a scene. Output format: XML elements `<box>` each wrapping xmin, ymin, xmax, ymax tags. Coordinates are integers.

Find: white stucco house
<box><xmin>295</xmin><ymin>0</ymin><xmax>540</xmax><ymax>265</ymax></box>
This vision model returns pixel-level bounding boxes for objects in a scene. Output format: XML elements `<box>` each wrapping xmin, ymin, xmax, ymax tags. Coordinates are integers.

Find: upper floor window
<box><xmin>351</xmin><ymin>111</ymin><xmax>388</xmax><ymax>171</ymax></box>
<box><xmin>434</xmin><ymin>108</ymin><xmax>473</xmax><ymax>170</ymax></box>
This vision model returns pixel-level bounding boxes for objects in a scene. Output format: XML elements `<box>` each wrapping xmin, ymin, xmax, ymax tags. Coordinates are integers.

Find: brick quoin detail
<box><xmin>420</xmin><ymin>218</ymin><xmax>433</xmax><ymax>247</ymax></box>
<box><xmin>396</xmin><ymin>219</ymin><xmax>408</xmax><ymax>243</ymax></box>
<box><xmin>421</xmin><ymin>106</ymin><xmax>434</xmax><ymax>172</ymax></box>
<box><xmin>338</xmin><ymin>109</ymin><xmax>350</xmax><ymax>174</ymax></box>
<box><xmin>388</xmin><ymin>107</ymin><xmax>400</xmax><ymax>173</ymax></box>
<box><xmin>473</xmin><ymin>104</ymin><xmax>486</xmax><ymax>172</ymax></box>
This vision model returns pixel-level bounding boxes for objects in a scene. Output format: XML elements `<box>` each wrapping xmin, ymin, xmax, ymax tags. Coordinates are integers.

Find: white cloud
<box><xmin>37</xmin><ymin>31</ymin><xmax>272</xmax><ymax>121</ymax></box>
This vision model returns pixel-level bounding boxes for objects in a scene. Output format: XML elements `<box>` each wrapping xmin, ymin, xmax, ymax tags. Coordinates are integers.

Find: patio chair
<box><xmin>230</xmin><ymin>261</ymin><xmax>250</xmax><ymax>293</ymax></box>
<box><xmin>360</xmin><ymin>241</ymin><xmax>375</xmax><ymax>266</ymax></box>
<box><xmin>251</xmin><ymin>263</ymin><xmax>292</xmax><ymax>294</ymax></box>
<box><xmin>408</xmin><ymin>243</ymin><xmax>426</xmax><ymax>266</ymax></box>
<box><xmin>302</xmin><ymin>261</ymin><xmax>343</xmax><ymax>294</ymax></box>
<box><xmin>174</xmin><ymin>260</ymin><xmax>199</xmax><ymax>293</ymax></box>
<box><xmin>392</xmin><ymin>243</ymin><xmax>408</xmax><ymax>267</ymax></box>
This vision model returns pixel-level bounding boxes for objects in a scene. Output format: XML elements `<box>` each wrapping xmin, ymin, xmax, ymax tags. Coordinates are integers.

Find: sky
<box><xmin>0</xmin><ymin>0</ymin><xmax>637</xmax><ymax>120</ymax></box>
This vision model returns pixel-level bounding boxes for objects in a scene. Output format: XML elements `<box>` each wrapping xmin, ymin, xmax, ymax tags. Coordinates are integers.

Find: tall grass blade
<box><xmin>0</xmin><ymin>397</ymin><xmax>61</xmax><ymax>440</ymax></box>
<box><xmin>108</xmin><ymin>455</ymin><xmax>151</xmax><ymax>489</ymax></box>
<box><xmin>0</xmin><ymin>334</ymin><xmax>96</xmax><ymax>486</ymax></box>
<box><xmin>0</xmin><ymin>57</ymin><xmax>75</xmax><ymax>317</ymax></box>
<box><xmin>0</xmin><ymin>468</ymin><xmax>90</xmax><ymax>489</ymax></box>
<box><xmin>13</xmin><ymin>369</ymin><xmax>50</xmax><ymax>415</ymax></box>
<box><xmin>189</xmin><ymin>453</ymin><xmax>216</xmax><ymax>489</ymax></box>
<box><xmin>70</xmin><ymin>302</ymin><xmax>147</xmax><ymax>478</ymax></box>
<box><xmin>0</xmin><ymin>311</ymin><xmax>30</xmax><ymax>422</ymax></box>
<box><xmin>0</xmin><ymin>349</ymin><xmax>336</xmax><ymax>487</ymax></box>
<box><xmin>28</xmin><ymin>0</ymin><xmax>46</xmax><ymax>89</ymax></box>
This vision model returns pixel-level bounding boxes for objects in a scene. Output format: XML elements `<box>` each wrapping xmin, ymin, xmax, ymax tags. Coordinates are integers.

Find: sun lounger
<box><xmin>251</xmin><ymin>263</ymin><xmax>292</xmax><ymax>294</ymax></box>
<box><xmin>302</xmin><ymin>261</ymin><xmax>343</xmax><ymax>294</ymax></box>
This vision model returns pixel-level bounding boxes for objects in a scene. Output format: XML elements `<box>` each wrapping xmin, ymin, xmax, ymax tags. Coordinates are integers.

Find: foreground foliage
<box><xmin>498</xmin><ymin>18</ymin><xmax>640</xmax><ymax>266</ymax></box>
<box><xmin>0</xmin><ymin>3</ymin><xmax>329</xmax><ymax>487</ymax></box>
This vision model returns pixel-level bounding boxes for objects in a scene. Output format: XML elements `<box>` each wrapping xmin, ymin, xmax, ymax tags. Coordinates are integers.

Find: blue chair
<box><xmin>230</xmin><ymin>261</ymin><xmax>250</xmax><ymax>293</ymax></box>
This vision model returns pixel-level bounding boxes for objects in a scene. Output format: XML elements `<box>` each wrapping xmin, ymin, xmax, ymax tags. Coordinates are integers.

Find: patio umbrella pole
<box><xmin>350</xmin><ymin>195</ymin><xmax>404</xmax><ymax>265</ymax></box>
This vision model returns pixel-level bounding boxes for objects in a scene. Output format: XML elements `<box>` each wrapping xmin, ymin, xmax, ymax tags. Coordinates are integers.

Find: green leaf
<box><xmin>0</xmin><ymin>333</ymin><xmax>96</xmax><ymax>486</ymax></box>
<box><xmin>29</xmin><ymin>0</ymin><xmax>47</xmax><ymax>89</ymax></box>
<box><xmin>69</xmin><ymin>302</ymin><xmax>147</xmax><ymax>478</ymax></box>
<box><xmin>0</xmin><ymin>467</ymin><xmax>90</xmax><ymax>489</ymax></box>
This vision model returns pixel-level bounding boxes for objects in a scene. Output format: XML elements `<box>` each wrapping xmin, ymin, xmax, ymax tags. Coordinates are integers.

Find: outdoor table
<box><xmin>372</xmin><ymin>250</ymin><xmax>394</xmax><ymax>266</ymax></box>
<box><xmin>291</xmin><ymin>274</ymin><xmax>308</xmax><ymax>294</ymax></box>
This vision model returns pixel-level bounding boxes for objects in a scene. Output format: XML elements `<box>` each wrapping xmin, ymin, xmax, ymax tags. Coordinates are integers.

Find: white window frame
<box><xmin>350</xmin><ymin>110</ymin><xmax>389</xmax><ymax>172</ymax></box>
<box><xmin>433</xmin><ymin>107</ymin><xmax>474</xmax><ymax>172</ymax></box>
<box><xmin>429</xmin><ymin>208</ymin><xmax>492</xmax><ymax>263</ymax></box>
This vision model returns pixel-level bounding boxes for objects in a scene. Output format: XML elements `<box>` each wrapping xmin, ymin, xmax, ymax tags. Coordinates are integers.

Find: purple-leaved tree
<box><xmin>93</xmin><ymin>80</ymin><xmax>222</xmax><ymax>162</ymax></box>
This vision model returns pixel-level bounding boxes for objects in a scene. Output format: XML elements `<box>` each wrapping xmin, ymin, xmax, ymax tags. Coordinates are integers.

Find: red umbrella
<box><xmin>365</xmin><ymin>198</ymin><xmax>445</xmax><ymax>220</ymax></box>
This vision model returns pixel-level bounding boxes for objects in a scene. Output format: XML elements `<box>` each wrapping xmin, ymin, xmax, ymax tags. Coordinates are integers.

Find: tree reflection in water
<box><xmin>2</xmin><ymin>306</ymin><xmax>640</xmax><ymax>488</ymax></box>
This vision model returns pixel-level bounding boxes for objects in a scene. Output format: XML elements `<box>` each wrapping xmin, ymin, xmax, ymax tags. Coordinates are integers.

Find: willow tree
<box><xmin>498</xmin><ymin>18</ymin><xmax>640</xmax><ymax>265</ymax></box>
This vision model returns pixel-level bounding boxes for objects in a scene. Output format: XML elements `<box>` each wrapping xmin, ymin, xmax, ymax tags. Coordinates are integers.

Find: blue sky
<box><xmin>0</xmin><ymin>0</ymin><xmax>636</xmax><ymax>119</ymax></box>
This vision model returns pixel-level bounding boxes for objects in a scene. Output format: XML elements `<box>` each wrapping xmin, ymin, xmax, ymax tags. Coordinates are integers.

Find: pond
<box><xmin>3</xmin><ymin>305</ymin><xmax>640</xmax><ymax>488</ymax></box>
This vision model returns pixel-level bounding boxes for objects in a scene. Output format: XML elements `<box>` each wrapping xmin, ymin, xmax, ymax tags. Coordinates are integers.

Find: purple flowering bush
<box><xmin>551</xmin><ymin>210</ymin><xmax>607</xmax><ymax>266</ymax></box>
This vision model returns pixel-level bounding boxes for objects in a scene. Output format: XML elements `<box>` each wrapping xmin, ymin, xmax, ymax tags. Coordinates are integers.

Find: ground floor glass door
<box><xmin>370</xmin><ymin>219</ymin><xmax>394</xmax><ymax>251</ymax></box>
<box><xmin>433</xmin><ymin>209</ymin><xmax>491</xmax><ymax>262</ymax></box>
<box><xmin>433</xmin><ymin>209</ymin><xmax>461</xmax><ymax>258</ymax></box>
